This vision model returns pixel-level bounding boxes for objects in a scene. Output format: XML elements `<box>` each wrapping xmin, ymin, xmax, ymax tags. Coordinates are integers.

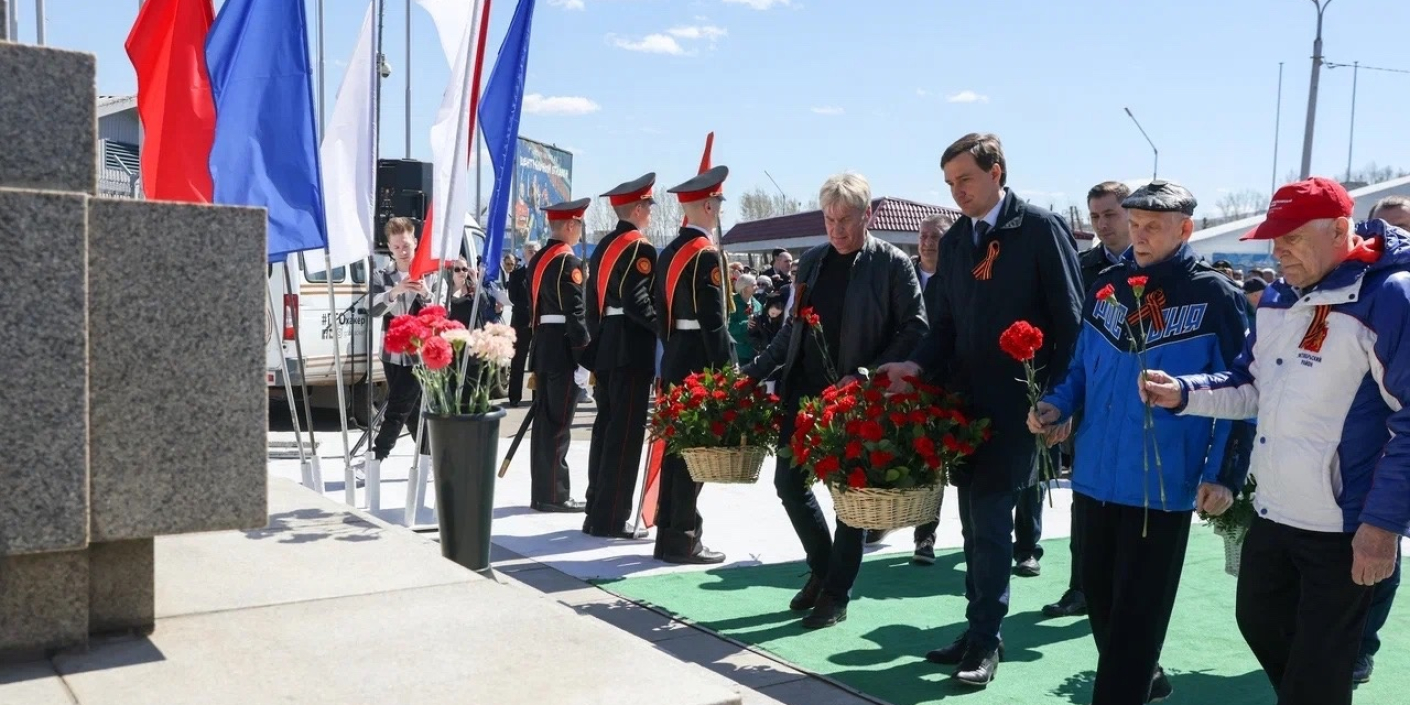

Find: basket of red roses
<box><xmin>789</xmin><ymin>372</ymin><xmax>990</xmax><ymax>530</ymax></box>
<box><xmin>649</xmin><ymin>367</ymin><xmax>780</xmax><ymax>484</ymax></box>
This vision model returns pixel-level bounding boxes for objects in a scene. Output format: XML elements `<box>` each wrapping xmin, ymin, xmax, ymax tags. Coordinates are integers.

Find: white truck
<box><xmin>267</xmin><ymin>217</ymin><xmax>487</xmax><ymax>426</ymax></box>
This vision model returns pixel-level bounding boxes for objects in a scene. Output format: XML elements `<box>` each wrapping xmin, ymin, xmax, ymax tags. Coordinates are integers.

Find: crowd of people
<box><xmin>368</xmin><ymin>131</ymin><xmax>1410</xmax><ymax>704</ymax></box>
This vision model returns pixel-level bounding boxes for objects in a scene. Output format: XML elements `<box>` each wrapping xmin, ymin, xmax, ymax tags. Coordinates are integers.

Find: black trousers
<box><xmin>1236</xmin><ymin>517</ymin><xmax>1373</xmax><ymax>705</ymax></box>
<box><xmin>508</xmin><ymin>327</ymin><xmax>531</xmax><ymax>405</ymax></box>
<box><xmin>914</xmin><ymin>492</ymin><xmax>946</xmax><ymax>544</ymax></box>
<box><xmin>1067</xmin><ymin>496</ymin><xmax>1087</xmax><ymax>592</ymax></box>
<box><xmin>1361</xmin><ymin>543</ymin><xmax>1401</xmax><ymax>657</ymax></box>
<box><xmin>955</xmin><ymin>485</ymin><xmax>1021</xmax><ymax>650</ymax></box>
<box><xmin>1014</xmin><ymin>482</ymin><xmax>1045</xmax><ymax>561</ymax></box>
<box><xmin>1076</xmin><ymin>493</ymin><xmax>1188</xmax><ymax>705</ymax></box>
<box><xmin>583</xmin><ymin>366</ymin><xmax>653</xmax><ymax>533</ymax></box>
<box><xmin>373</xmin><ymin>359</ymin><xmax>427</xmax><ymax>460</ymax></box>
<box><xmin>528</xmin><ymin>366</ymin><xmax>575</xmax><ymax>506</ymax></box>
<box><xmin>774</xmin><ymin>413</ymin><xmax>866</xmax><ymax>605</ymax></box>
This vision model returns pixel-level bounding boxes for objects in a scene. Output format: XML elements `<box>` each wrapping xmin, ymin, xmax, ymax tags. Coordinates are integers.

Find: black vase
<box><xmin>425</xmin><ymin>408</ymin><xmax>506</xmax><ymax>572</ymax></box>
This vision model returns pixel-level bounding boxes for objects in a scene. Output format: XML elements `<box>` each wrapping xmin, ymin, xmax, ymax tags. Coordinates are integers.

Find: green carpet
<box><xmin>598</xmin><ymin>530</ymin><xmax>1405</xmax><ymax>704</ymax></box>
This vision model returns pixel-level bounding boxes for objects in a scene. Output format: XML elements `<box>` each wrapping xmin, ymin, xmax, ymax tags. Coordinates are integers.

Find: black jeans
<box><xmin>774</xmin><ymin>412</ymin><xmax>865</xmax><ymax>606</ymax></box>
<box><xmin>1014</xmin><ymin>482</ymin><xmax>1045</xmax><ymax>561</ymax></box>
<box><xmin>1076</xmin><ymin>493</ymin><xmax>1188</xmax><ymax>705</ymax></box>
<box><xmin>1236</xmin><ymin>517</ymin><xmax>1373</xmax><ymax>705</ymax></box>
<box><xmin>1360</xmin><ymin>542</ymin><xmax>1401</xmax><ymax>658</ymax></box>
<box><xmin>373</xmin><ymin>360</ymin><xmax>427</xmax><ymax>460</ymax></box>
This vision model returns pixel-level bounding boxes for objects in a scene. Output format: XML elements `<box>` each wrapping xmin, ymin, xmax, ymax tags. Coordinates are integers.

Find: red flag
<box><xmin>409</xmin><ymin>200</ymin><xmax>441</xmax><ymax>279</ymax></box>
<box><xmin>681</xmin><ymin>132</ymin><xmax>714</xmax><ymax>227</ymax></box>
<box><xmin>125</xmin><ymin>0</ymin><xmax>216</xmax><ymax>203</ymax></box>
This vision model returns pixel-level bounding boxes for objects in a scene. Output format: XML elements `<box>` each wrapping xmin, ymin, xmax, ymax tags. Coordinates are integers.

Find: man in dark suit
<box><xmin>583</xmin><ymin>173</ymin><xmax>658</xmax><ymax>539</ymax></box>
<box><xmin>525</xmin><ymin>201</ymin><xmax>591</xmax><ymax>513</ymax></box>
<box><xmin>744</xmin><ymin>172</ymin><xmax>927</xmax><ymax>629</ymax></box>
<box><xmin>880</xmin><ymin>133</ymin><xmax>1083</xmax><ymax>687</ymax></box>
<box><xmin>506</xmin><ymin>241</ymin><xmax>540</xmax><ymax>407</ymax></box>
<box><xmin>652</xmin><ymin>166</ymin><xmax>734</xmax><ymax>564</ymax></box>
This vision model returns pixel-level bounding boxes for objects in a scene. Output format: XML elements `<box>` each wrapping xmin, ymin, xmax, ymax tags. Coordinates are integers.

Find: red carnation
<box><xmin>722</xmin><ymin>410</ymin><xmax>738</xmax><ymax>423</ymax></box>
<box><xmin>914</xmin><ymin>436</ymin><xmax>936</xmax><ymax>457</ymax></box>
<box><xmin>834</xmin><ymin>396</ymin><xmax>857</xmax><ymax>413</ymax></box>
<box><xmin>864</xmin><ymin>388</ymin><xmax>883</xmax><ymax>404</ymax></box>
<box><xmin>999</xmin><ymin>320</ymin><xmax>1044</xmax><ymax>362</ymax></box>
<box><xmin>420</xmin><ymin>336</ymin><xmax>453</xmax><ymax>370</ymax></box>
<box><xmin>418</xmin><ymin>304</ymin><xmax>448</xmax><ymax>319</ymax></box>
<box><xmin>870</xmin><ymin>450</ymin><xmax>895</xmax><ymax>468</ymax></box>
<box><xmin>1127</xmin><ymin>275</ymin><xmax>1149</xmax><ymax>297</ymax></box>
<box><xmin>860</xmin><ymin>420</ymin><xmax>885</xmax><ymax>442</ymax></box>
<box><xmin>712</xmin><ymin>390</ymin><xmax>728</xmax><ymax>401</ymax></box>
<box><xmin>865</xmin><ymin>405</ymin><xmax>884</xmax><ymax>419</ymax></box>
<box><xmin>845</xmin><ymin>441</ymin><xmax>864</xmax><ymax>459</ymax></box>
<box><xmin>1096</xmin><ymin>283</ymin><xmax>1116</xmax><ymax>302</ymax></box>
<box><xmin>384</xmin><ymin>325</ymin><xmax>414</xmax><ymax>355</ymax></box>
<box><xmin>909</xmin><ymin>409</ymin><xmax>928</xmax><ymax>424</ymax></box>
<box><xmin>847</xmin><ymin>468</ymin><xmax>867</xmax><ymax>488</ymax></box>
<box><xmin>800</xmin><ymin>306</ymin><xmax>821</xmax><ymax>327</ymax></box>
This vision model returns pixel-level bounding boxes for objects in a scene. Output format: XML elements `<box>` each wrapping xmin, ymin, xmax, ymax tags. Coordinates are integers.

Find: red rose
<box><xmin>869</xmin><ymin>450</ymin><xmax>894</xmax><ymax>468</ymax></box>
<box><xmin>889</xmin><ymin>411</ymin><xmax>908</xmax><ymax>426</ymax></box>
<box><xmin>914</xmin><ymin>436</ymin><xmax>936</xmax><ymax>457</ymax></box>
<box><xmin>1127</xmin><ymin>275</ymin><xmax>1149</xmax><ymax>297</ymax></box>
<box><xmin>909</xmin><ymin>410</ymin><xmax>928</xmax><ymax>424</ymax></box>
<box><xmin>845</xmin><ymin>441</ymin><xmax>863</xmax><ymax>459</ymax></box>
<box><xmin>722</xmin><ymin>410</ymin><xmax>738</xmax><ymax>423</ymax></box>
<box><xmin>998</xmin><ymin>320</ymin><xmax>1044</xmax><ymax>362</ymax></box>
<box><xmin>847</xmin><ymin>469</ymin><xmax>867</xmax><ymax>489</ymax></box>
<box><xmin>420</xmin><ymin>336</ymin><xmax>453</xmax><ymax>370</ymax></box>
<box><xmin>711</xmin><ymin>421</ymin><xmax>726</xmax><ymax>436</ymax></box>
<box><xmin>1095</xmin><ymin>283</ymin><xmax>1117</xmax><ymax>302</ymax></box>
<box><xmin>816</xmin><ymin>455</ymin><xmax>840</xmax><ymax>475</ymax></box>
<box><xmin>860</xmin><ymin>420</ymin><xmax>885</xmax><ymax>442</ymax></box>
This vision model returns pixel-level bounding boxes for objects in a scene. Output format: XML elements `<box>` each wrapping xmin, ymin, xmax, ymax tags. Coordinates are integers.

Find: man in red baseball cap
<box><xmin>1141</xmin><ymin>176</ymin><xmax>1410</xmax><ymax>705</ymax></box>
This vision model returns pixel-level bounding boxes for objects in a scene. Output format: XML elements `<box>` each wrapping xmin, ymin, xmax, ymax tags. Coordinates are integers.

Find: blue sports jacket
<box><xmin>1046</xmin><ymin>243</ymin><xmax>1253</xmax><ymax>511</ymax></box>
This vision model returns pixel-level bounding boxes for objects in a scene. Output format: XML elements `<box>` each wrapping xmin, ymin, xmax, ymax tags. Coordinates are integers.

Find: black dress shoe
<box><xmin>1353</xmin><ymin>653</ymin><xmax>1374</xmax><ymax>684</ymax></box>
<box><xmin>1042</xmin><ymin>588</ymin><xmax>1088</xmax><ymax>617</ymax></box>
<box><xmin>1014</xmin><ymin>556</ymin><xmax>1041</xmax><ymax>577</ymax></box>
<box><xmin>1147</xmin><ymin>666</ymin><xmax>1173</xmax><ymax>702</ymax></box>
<box><xmin>925</xmin><ymin>634</ymin><xmax>970</xmax><ymax>665</ymax></box>
<box><xmin>801</xmin><ymin>595</ymin><xmax>847</xmax><ymax>629</ymax></box>
<box><xmin>790</xmin><ymin>574</ymin><xmax>825</xmax><ymax>611</ymax></box>
<box><xmin>660</xmin><ymin>547</ymin><xmax>725</xmax><ymax>565</ymax></box>
<box><xmin>864</xmin><ymin>528</ymin><xmax>894</xmax><ymax>545</ymax></box>
<box><xmin>531</xmin><ymin>499</ymin><xmax>586</xmax><ymax>513</ymax></box>
<box><xmin>954</xmin><ymin>645</ymin><xmax>1000</xmax><ymax>687</ymax></box>
<box><xmin>586</xmin><ymin>523</ymin><xmax>649</xmax><ymax>539</ymax></box>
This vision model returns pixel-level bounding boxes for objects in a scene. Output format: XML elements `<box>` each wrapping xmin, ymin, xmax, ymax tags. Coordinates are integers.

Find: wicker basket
<box><xmin>829</xmin><ymin>484</ymin><xmax>945</xmax><ymax>531</ymax></box>
<box><xmin>1215</xmin><ymin>526</ymin><xmax>1247</xmax><ymax>577</ymax></box>
<box><xmin>680</xmin><ymin>446</ymin><xmax>769</xmax><ymax>484</ymax></box>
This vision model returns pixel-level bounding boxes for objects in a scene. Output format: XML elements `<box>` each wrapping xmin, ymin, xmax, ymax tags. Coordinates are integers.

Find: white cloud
<box><xmin>723</xmin><ymin>0</ymin><xmax>790</xmax><ymax>9</ymax></box>
<box><xmin>610</xmin><ymin>33</ymin><xmax>686</xmax><ymax>55</ymax></box>
<box><xmin>811</xmin><ymin>106</ymin><xmax>844</xmax><ymax>115</ymax></box>
<box><xmin>549</xmin><ymin>0</ymin><xmax>585</xmax><ymax>8</ymax></box>
<box><xmin>668</xmin><ymin>25</ymin><xmax>728</xmax><ymax>42</ymax></box>
<box><xmin>946</xmin><ymin>90</ymin><xmax>990</xmax><ymax>104</ymax></box>
<box><xmin>915</xmin><ymin>88</ymin><xmax>928</xmax><ymax>96</ymax></box>
<box><xmin>523</xmin><ymin>94</ymin><xmax>601</xmax><ymax>115</ymax></box>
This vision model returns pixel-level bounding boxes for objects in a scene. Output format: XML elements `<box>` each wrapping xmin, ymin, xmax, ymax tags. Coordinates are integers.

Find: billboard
<box><xmin>509</xmin><ymin>137</ymin><xmax>573</xmax><ymax>252</ymax></box>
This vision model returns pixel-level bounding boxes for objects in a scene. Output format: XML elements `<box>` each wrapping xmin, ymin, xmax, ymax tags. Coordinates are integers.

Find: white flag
<box><xmin>312</xmin><ymin>1</ymin><xmax>377</xmax><ymax>273</ymax></box>
<box><xmin>417</xmin><ymin>0</ymin><xmax>484</xmax><ymax>266</ymax></box>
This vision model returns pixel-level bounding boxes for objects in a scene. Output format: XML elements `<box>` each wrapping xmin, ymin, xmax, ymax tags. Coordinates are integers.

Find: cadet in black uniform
<box><xmin>583</xmin><ymin>173</ymin><xmax>659</xmax><ymax>539</ymax></box>
<box><xmin>653</xmin><ymin>166</ymin><xmax>734</xmax><ymax>564</ymax></box>
<box><xmin>526</xmin><ymin>198</ymin><xmax>592</xmax><ymax>513</ymax></box>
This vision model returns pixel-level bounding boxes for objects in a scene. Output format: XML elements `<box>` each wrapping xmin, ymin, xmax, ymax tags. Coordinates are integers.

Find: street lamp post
<box><xmin>1124</xmin><ymin>107</ymin><xmax>1159</xmax><ymax>181</ymax></box>
<box><xmin>1299</xmin><ymin>0</ymin><xmax>1333</xmax><ymax>180</ymax></box>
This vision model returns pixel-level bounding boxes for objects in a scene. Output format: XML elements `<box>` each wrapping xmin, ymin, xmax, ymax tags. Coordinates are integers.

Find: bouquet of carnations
<box><xmin>787</xmin><ymin>372</ymin><xmax>989</xmax><ymax>529</ymax></box>
<box><xmin>384</xmin><ymin>304</ymin><xmax>517</xmax><ymax>416</ymax></box>
<box><xmin>648</xmin><ymin>366</ymin><xmax>780</xmax><ymax>483</ymax></box>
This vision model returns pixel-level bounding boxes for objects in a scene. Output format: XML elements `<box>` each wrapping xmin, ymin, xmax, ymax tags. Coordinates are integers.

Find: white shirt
<box><xmin>918</xmin><ymin>268</ymin><xmax>934</xmax><ymax>290</ymax></box>
<box><xmin>685</xmin><ymin>224</ymin><xmax>714</xmax><ymax>239</ymax></box>
<box><xmin>971</xmin><ymin>188</ymin><xmax>1008</xmax><ymax>245</ymax></box>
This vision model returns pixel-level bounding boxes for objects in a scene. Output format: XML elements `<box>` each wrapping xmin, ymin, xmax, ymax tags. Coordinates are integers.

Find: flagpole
<box><xmin>270</xmin><ymin>290</ymin><xmax>315</xmax><ymax>487</ymax></box>
<box><xmin>284</xmin><ymin>264</ymin><xmax>325</xmax><ymax>491</ymax></box>
<box><xmin>404</xmin><ymin>0</ymin><xmax>411</xmax><ymax>157</ymax></box>
<box><xmin>315</xmin><ymin>0</ymin><xmax>357</xmax><ymax>506</ymax></box>
<box><xmin>364</xmin><ymin>0</ymin><xmax>387</xmax><ymax>509</ymax></box>
<box><xmin>450</xmin><ymin>0</ymin><xmax>493</xmax><ymax>398</ymax></box>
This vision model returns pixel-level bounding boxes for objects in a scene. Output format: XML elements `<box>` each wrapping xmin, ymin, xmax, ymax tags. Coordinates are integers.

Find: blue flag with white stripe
<box><xmin>479</xmin><ymin>0</ymin><xmax>538</xmax><ymax>283</ymax></box>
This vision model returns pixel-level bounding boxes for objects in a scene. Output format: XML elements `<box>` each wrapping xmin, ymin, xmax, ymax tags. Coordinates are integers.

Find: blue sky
<box><xmin>27</xmin><ymin>0</ymin><xmax>1410</xmax><ymax>224</ymax></box>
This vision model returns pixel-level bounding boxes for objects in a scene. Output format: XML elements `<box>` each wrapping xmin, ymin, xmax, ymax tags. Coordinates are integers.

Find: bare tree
<box><xmin>584</xmin><ymin>198</ymin><xmax>615</xmax><ymax>244</ymax></box>
<box><xmin>645</xmin><ymin>198</ymin><xmax>685</xmax><ymax>248</ymax></box>
<box><xmin>737</xmin><ymin>186</ymin><xmax>804</xmax><ymax>222</ymax></box>
<box><xmin>1216</xmin><ymin>189</ymin><xmax>1267</xmax><ymax>219</ymax></box>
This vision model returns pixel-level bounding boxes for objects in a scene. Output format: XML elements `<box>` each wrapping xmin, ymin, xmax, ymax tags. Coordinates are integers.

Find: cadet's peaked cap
<box><xmin>542</xmin><ymin>197</ymin><xmax>591</xmax><ymax>221</ymax></box>
<box><xmin>602</xmin><ymin>173</ymin><xmax>657</xmax><ymax>207</ymax></box>
<box><xmin>1122</xmin><ymin>179</ymin><xmax>1197</xmax><ymax>216</ymax></box>
<box><xmin>668</xmin><ymin>165</ymin><xmax>729</xmax><ymax>203</ymax></box>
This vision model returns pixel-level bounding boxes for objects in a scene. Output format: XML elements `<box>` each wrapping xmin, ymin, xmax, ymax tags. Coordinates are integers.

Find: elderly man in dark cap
<box><xmin>1029</xmin><ymin>180</ymin><xmax>1254</xmax><ymax>704</ymax></box>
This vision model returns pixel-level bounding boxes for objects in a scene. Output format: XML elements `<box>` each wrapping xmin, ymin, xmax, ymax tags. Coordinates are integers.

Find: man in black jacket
<box><xmin>583</xmin><ymin>173</ymin><xmax>658</xmax><ymax>539</ymax></box>
<box><xmin>506</xmin><ymin>241</ymin><xmax>540</xmax><ymax>407</ymax></box>
<box><xmin>745</xmin><ymin>173</ymin><xmax>927</xmax><ymax>629</ymax></box>
<box><xmin>652</xmin><ymin>166</ymin><xmax>734</xmax><ymax>564</ymax></box>
<box><xmin>1040</xmin><ymin>180</ymin><xmax>1133</xmax><ymax>620</ymax></box>
<box><xmin>880</xmin><ymin>133</ymin><xmax>1083</xmax><ymax>687</ymax></box>
<box><xmin>526</xmin><ymin>201</ymin><xmax>591</xmax><ymax>513</ymax></box>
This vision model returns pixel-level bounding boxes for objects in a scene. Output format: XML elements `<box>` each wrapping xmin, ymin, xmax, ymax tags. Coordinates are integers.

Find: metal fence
<box><xmin>98</xmin><ymin>164</ymin><xmax>142</xmax><ymax>199</ymax></box>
